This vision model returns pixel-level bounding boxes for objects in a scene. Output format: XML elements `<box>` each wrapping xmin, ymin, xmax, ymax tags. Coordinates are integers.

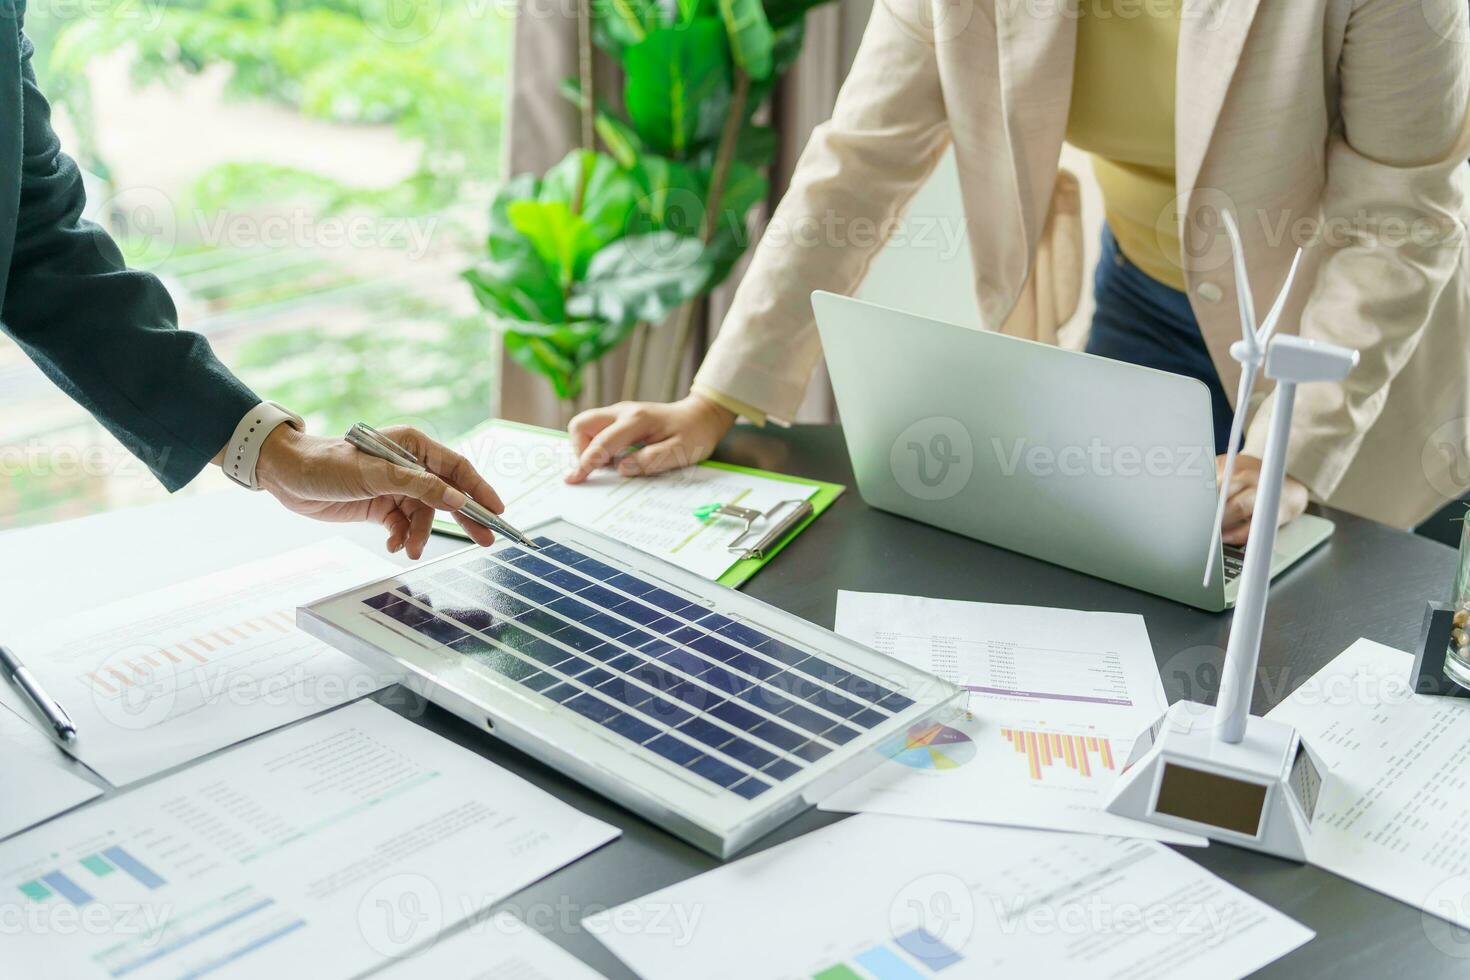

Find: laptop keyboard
<box><xmin>1223</xmin><ymin>545</ymin><xmax>1246</xmax><ymax>583</ymax></box>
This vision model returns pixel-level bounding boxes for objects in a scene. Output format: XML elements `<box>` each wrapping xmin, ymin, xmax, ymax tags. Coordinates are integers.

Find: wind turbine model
<box><xmin>1103</xmin><ymin>212</ymin><xmax>1359</xmax><ymax>861</ymax></box>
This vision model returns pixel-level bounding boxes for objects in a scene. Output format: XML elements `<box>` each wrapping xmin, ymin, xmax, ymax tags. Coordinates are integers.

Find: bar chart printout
<box><xmin>0</xmin><ymin>701</ymin><xmax>618</xmax><ymax>980</ymax></box>
<box><xmin>1000</xmin><ymin>728</ymin><xmax>1115</xmax><ymax>781</ymax></box>
<box><xmin>0</xmin><ymin>540</ymin><xmax>400</xmax><ymax>785</ymax></box>
<box><xmin>585</xmin><ymin>814</ymin><xmax>1313</xmax><ymax>980</ymax></box>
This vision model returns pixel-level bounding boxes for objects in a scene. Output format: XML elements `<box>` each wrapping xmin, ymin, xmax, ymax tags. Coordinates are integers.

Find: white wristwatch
<box><xmin>222</xmin><ymin>401</ymin><xmax>305</xmax><ymax>491</ymax></box>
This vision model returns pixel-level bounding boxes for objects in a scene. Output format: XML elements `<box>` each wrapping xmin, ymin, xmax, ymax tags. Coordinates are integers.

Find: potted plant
<box><xmin>466</xmin><ymin>0</ymin><xmax>836</xmax><ymax>411</ymax></box>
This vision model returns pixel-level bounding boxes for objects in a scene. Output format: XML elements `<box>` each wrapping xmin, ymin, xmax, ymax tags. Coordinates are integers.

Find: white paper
<box><xmin>818</xmin><ymin>592</ymin><xmax>1202</xmax><ymax>844</ymax></box>
<box><xmin>375</xmin><ymin>912</ymin><xmax>606</xmax><ymax>979</ymax></box>
<box><xmin>586</xmin><ymin>814</ymin><xmax>1311</xmax><ymax>980</ymax></box>
<box><xmin>0</xmin><ymin>702</ymin><xmax>100</xmax><ymax>840</ymax></box>
<box><xmin>457</xmin><ymin>421</ymin><xmax>818</xmax><ymax>580</ymax></box>
<box><xmin>0</xmin><ymin>700</ymin><xmax>619</xmax><ymax>979</ymax></box>
<box><xmin>1266</xmin><ymin>638</ymin><xmax>1470</xmax><ymax>931</ymax></box>
<box><xmin>0</xmin><ymin>540</ymin><xmax>402</xmax><ymax>785</ymax></box>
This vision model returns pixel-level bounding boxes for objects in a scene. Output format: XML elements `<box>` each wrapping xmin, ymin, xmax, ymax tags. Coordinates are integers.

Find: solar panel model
<box><xmin>298</xmin><ymin>519</ymin><xmax>964</xmax><ymax>857</ymax></box>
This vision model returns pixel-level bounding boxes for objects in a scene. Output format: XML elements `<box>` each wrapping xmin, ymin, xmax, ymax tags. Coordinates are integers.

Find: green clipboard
<box><xmin>434</xmin><ymin>418</ymin><xmax>844</xmax><ymax>589</ymax></box>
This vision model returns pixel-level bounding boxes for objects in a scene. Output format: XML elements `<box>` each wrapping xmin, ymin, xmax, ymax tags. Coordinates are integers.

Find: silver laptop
<box><xmin>812</xmin><ymin>291</ymin><xmax>1332</xmax><ymax>611</ymax></box>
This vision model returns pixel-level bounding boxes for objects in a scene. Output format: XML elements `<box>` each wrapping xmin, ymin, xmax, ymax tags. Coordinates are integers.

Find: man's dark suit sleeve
<box><xmin>1</xmin><ymin>17</ymin><xmax>260</xmax><ymax>491</ymax></box>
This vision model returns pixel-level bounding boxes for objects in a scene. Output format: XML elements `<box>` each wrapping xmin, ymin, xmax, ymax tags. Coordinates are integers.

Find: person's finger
<box><xmin>388</xmin><ymin>428</ymin><xmax>505</xmax><ymax>515</ymax></box>
<box><xmin>568</xmin><ymin>406</ymin><xmax>621</xmax><ymax>454</ymax></box>
<box><xmin>1222</xmin><ymin>486</ymin><xmax>1257</xmax><ymax>540</ymax></box>
<box><xmin>359</xmin><ymin>456</ymin><xmax>469</xmax><ymax>512</ymax></box>
<box><xmin>380</xmin><ymin>505</ymin><xmax>411</xmax><ymax>554</ymax></box>
<box><xmin>1222</xmin><ymin>522</ymin><xmax>1252</xmax><ymax>547</ymax></box>
<box><xmin>616</xmin><ymin>436</ymin><xmax>696</xmax><ymax>477</ymax></box>
<box><xmin>404</xmin><ymin>502</ymin><xmax>436</xmax><ymax>561</ymax></box>
<box><xmin>451</xmin><ymin>509</ymin><xmax>497</xmax><ymax>547</ymax></box>
<box><xmin>566</xmin><ymin>414</ymin><xmax>650</xmax><ymax>484</ymax></box>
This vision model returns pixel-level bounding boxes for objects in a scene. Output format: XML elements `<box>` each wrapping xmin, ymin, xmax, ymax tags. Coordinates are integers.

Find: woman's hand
<box><xmin>1216</xmin><ymin>453</ymin><xmax>1308</xmax><ymax>546</ymax></box>
<box><xmin>565</xmin><ymin>395</ymin><xmax>737</xmax><ymax>484</ymax></box>
<box><xmin>254</xmin><ymin>425</ymin><xmax>504</xmax><ymax>559</ymax></box>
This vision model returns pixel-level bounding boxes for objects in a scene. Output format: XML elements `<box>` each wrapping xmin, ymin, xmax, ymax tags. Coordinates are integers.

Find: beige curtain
<box><xmin>497</xmin><ymin>0</ymin><xmax>874</xmax><ymax>426</ymax></box>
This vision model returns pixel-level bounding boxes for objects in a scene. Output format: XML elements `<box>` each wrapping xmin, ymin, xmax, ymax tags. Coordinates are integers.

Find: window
<box><xmin>1</xmin><ymin>0</ymin><xmax>510</xmax><ymax>529</ymax></box>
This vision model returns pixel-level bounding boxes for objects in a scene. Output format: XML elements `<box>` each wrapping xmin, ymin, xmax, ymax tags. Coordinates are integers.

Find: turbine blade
<box><xmin>1258</xmin><ymin>247</ymin><xmax>1304</xmax><ymax>346</ymax></box>
<box><xmin>1203</xmin><ymin>369</ymin><xmax>1257</xmax><ymax>587</ymax></box>
<box><xmin>1220</xmin><ymin>210</ymin><xmax>1259</xmax><ymax>354</ymax></box>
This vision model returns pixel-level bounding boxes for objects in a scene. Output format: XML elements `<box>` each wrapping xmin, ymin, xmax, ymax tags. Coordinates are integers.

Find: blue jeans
<box><xmin>1085</xmin><ymin>227</ymin><xmax>1233</xmax><ymax>454</ymax></box>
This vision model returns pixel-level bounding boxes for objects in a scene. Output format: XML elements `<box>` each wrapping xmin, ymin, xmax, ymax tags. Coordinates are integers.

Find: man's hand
<box><xmin>565</xmin><ymin>394</ymin><xmax>737</xmax><ymax>484</ymax></box>
<box><xmin>1216</xmin><ymin>453</ymin><xmax>1308</xmax><ymax>546</ymax></box>
<box><xmin>253</xmin><ymin>425</ymin><xmax>504</xmax><ymax>559</ymax></box>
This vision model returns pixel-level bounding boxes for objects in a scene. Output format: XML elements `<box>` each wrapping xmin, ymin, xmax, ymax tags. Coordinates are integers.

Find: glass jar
<box><xmin>1443</xmin><ymin>518</ymin><xmax>1470</xmax><ymax>690</ymax></box>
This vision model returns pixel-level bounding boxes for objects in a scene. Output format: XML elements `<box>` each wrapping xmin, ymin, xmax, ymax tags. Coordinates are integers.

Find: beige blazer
<box><xmin>695</xmin><ymin>0</ymin><xmax>1470</xmax><ymax>528</ymax></box>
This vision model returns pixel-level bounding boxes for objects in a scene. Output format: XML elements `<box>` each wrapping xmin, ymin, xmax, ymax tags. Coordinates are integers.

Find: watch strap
<box><xmin>223</xmin><ymin>401</ymin><xmax>304</xmax><ymax>491</ymax></box>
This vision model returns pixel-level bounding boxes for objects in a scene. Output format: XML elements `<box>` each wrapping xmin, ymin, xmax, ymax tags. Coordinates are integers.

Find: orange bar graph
<box><xmin>1001</xmin><ymin>728</ymin><xmax>1115</xmax><ymax>782</ymax></box>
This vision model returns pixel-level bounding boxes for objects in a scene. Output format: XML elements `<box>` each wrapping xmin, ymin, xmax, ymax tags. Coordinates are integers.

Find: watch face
<box><xmin>1154</xmin><ymin>762</ymin><xmax>1268</xmax><ymax>837</ymax></box>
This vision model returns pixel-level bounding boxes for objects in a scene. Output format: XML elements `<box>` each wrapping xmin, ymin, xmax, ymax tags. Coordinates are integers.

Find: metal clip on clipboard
<box><xmin>698</xmin><ymin>499</ymin><xmax>815</xmax><ymax>561</ymax></box>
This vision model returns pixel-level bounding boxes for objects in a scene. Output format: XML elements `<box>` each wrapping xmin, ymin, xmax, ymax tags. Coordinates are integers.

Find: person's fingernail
<box><xmin>444</xmin><ymin>488</ymin><xmax>468</xmax><ymax>510</ymax></box>
<box><xmin>618</xmin><ymin>460</ymin><xmax>638</xmax><ymax>476</ymax></box>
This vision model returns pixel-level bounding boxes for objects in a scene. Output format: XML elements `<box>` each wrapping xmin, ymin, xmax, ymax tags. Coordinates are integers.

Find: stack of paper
<box><xmin>0</xmin><ymin>700</ymin><xmax>619</xmax><ymax>978</ymax></box>
<box><xmin>0</xmin><ymin>540</ymin><xmax>401</xmax><ymax>786</ymax></box>
<box><xmin>586</xmin><ymin>815</ymin><xmax>1311</xmax><ymax>980</ymax></box>
<box><xmin>1268</xmin><ymin>638</ymin><xmax>1470</xmax><ymax>930</ymax></box>
<box><xmin>0</xmin><ymin>702</ymin><xmax>99</xmax><ymax>840</ymax></box>
<box><xmin>818</xmin><ymin>591</ymin><xmax>1201</xmax><ymax>844</ymax></box>
<box><xmin>453</xmin><ymin>420</ymin><xmax>824</xmax><ymax>581</ymax></box>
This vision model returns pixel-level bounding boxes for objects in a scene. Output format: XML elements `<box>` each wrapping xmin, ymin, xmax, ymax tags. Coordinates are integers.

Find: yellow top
<box><xmin>1065</xmin><ymin>0</ymin><xmax>1186</xmax><ymax>291</ymax></box>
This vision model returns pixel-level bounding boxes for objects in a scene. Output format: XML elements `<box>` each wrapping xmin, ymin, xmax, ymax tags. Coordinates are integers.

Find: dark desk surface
<box><xmin>395</xmin><ymin>425</ymin><xmax>1461</xmax><ymax>978</ymax></box>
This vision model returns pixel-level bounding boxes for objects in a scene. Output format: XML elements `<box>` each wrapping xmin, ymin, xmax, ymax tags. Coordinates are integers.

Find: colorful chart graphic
<box><xmin>78</xmin><ymin>610</ymin><xmax>296</xmax><ymax>695</ymax></box>
<box><xmin>811</xmin><ymin>926</ymin><xmax>964</xmax><ymax>979</ymax></box>
<box><xmin>882</xmin><ymin>723</ymin><xmax>976</xmax><ymax>771</ymax></box>
<box><xmin>1001</xmin><ymin>727</ymin><xmax>1115</xmax><ymax>781</ymax></box>
<box><xmin>18</xmin><ymin>845</ymin><xmax>166</xmax><ymax>906</ymax></box>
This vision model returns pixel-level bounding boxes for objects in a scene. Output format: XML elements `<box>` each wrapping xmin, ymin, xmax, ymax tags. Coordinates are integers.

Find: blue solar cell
<box><xmin>678</xmin><ymin>718</ymin><xmax>737</xmax><ymax>753</ymax></box>
<box><xmin>793</xmin><ymin>741</ymin><xmax>832</xmax><ymax>763</ymax></box>
<box><xmin>596</xmin><ymin>676</ymin><xmax>654</xmax><ymax>709</ymax></box>
<box><xmin>771</xmin><ymin>701</ymin><xmax>842</xmax><ymax>738</ymax></box>
<box><xmin>442</xmin><ymin>605</ymin><xmax>498</xmax><ymax>634</ymax></box>
<box><xmin>575</xmin><ymin>584</ymin><xmax>628</xmax><ymax>610</ymax></box>
<box><xmin>657</xmin><ymin>647</ymin><xmax>714</xmax><ymax>678</ymax></box>
<box><xmin>378</xmin><ymin>600</ymin><xmax>434</xmax><ymax>628</ymax></box>
<box><xmin>715</xmin><ymin>620</ymin><xmax>769</xmax><ymax>649</ymax></box>
<box><xmin>515</xmin><ymin>636</ymin><xmax>575</xmax><ymax>669</ymax></box>
<box><xmin>851</xmin><ymin>708</ymin><xmax>889</xmax><ymax>729</ymax></box>
<box><xmin>642</xmin><ymin>588</ymin><xmax>698</xmax><ymax>615</ymax></box>
<box><xmin>530</xmin><ymin>542</ymin><xmax>581</xmax><ymax>565</ymax></box>
<box><xmin>411</xmin><ymin>617</ymin><xmax>469</xmax><ymax>646</ymax></box>
<box><xmin>756</xmin><ymin>639</ymin><xmax>808</xmax><ymax>669</ymax></box>
<box><xmin>555</xmin><ymin>655</ymin><xmax>599</xmax><ymax>678</ymax></box>
<box><xmin>627</xmin><ymin>692</ymin><xmax>693</xmax><ymax>727</ymax></box>
<box><xmin>822</xmin><ymin>724</ymin><xmax>861</xmax><ymax>746</ymax></box>
<box><xmin>485</xmin><ymin>591</ymin><xmax>535</xmax><ymax>620</ymax></box>
<box><xmin>701</xmin><ymin>665</ymin><xmax>756</xmax><ymax>698</ymax></box>
<box><xmin>517</xmin><ymin>609</ymin><xmax>565</xmax><ymax>636</ymax></box>
<box><xmin>447</xmin><ymin>633</ymin><xmax>495</xmax><ymax>657</ymax></box>
<box><xmin>876</xmin><ymin>691</ymin><xmax>917</xmax><ymax>712</ymax></box>
<box><xmin>542</xmin><ymin>682</ymin><xmax>582</xmax><ymax>703</ymax></box>
<box><xmin>637</xmin><ymin>637</ymin><xmax>678</xmax><ymax>659</ymax></box>
<box><xmin>606</xmin><ymin>572</ymin><xmax>658</xmax><ymax>596</ymax></box>
<box><xmin>689</xmin><ymin>755</ymin><xmax>744</xmax><ymax>788</ymax></box>
<box><xmin>718</xmin><ymin>737</ymin><xmax>779</xmax><ymax>770</ymax></box>
<box><xmin>709</xmin><ymin>699</ymin><xmax>768</xmax><ymax>732</ymax></box>
<box><xmin>578</xmin><ymin>643</ymin><xmax>623</xmax><ymax>664</ymax></box>
<box><xmin>748</xmin><ymin>719</ymin><xmax>811</xmax><ymax>753</ymax></box>
<box><xmin>646</xmin><ymin>734</ymin><xmax>703</xmax><ymax>766</ymax></box>
<box><xmin>519</xmin><ymin>671</ymin><xmax>557</xmax><ymax>693</ymax></box>
<box><xmin>572</xmin><ymin>556</ymin><xmax>623</xmax><ymax>580</ymax></box>
<box><xmin>666</xmin><ymin>625</ymin><xmax>705</xmax><ymax>647</ymax></box>
<box><xmin>564</xmin><ymin>693</ymin><xmax>621</xmax><ymax>724</ymax></box>
<box><xmin>544</xmin><ymin>567</ymin><xmax>594</xmax><ymax>592</ymax></box>
<box><xmin>504</xmin><ymin>577</ymin><xmax>564</xmax><ymax>606</ymax></box>
<box><xmin>580</xmin><ymin>667</ymin><xmax>616</xmax><ymax>688</ymax></box>
<box><xmin>664</xmin><ymin>682</ymin><xmax>722</xmax><ymax>714</ymax></box>
<box><xmin>510</xmin><ymin>554</ymin><xmax>562</xmax><ymax>579</ymax></box>
<box><xmin>779</xmin><ymin>674</ymin><xmax>866</xmax><ymax>719</ymax></box>
<box><xmin>544</xmin><ymin>625</ymin><xmax>608</xmax><ymax>655</ymax></box>
<box><xmin>730</xmin><ymin>777</ymin><xmax>772</xmax><ymax>800</ymax></box>
<box><xmin>606</xmin><ymin>652</ymin><xmax>643</xmax><ymax>673</ymax></box>
<box><xmin>604</xmin><ymin>712</ymin><xmax>661</xmax><ymax>745</ymax></box>
<box><xmin>612</xmin><ymin>602</ymin><xmax>665</xmax><ymax>626</ymax></box>
<box><xmin>362</xmin><ymin>592</ymin><xmax>397</xmax><ymax>610</ymax></box>
<box><xmin>456</xmin><ymin>644</ymin><xmax>539</xmax><ymax>681</ymax></box>
<box><xmin>762</xmin><ymin>758</ymin><xmax>802</xmax><ymax>781</ymax></box>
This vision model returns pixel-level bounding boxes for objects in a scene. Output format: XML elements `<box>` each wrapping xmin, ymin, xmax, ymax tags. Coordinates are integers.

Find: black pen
<box><xmin>0</xmin><ymin>643</ymin><xmax>76</xmax><ymax>742</ymax></box>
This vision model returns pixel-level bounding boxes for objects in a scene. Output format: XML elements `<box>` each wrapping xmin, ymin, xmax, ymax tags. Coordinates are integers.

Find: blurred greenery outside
<box><xmin>3</xmin><ymin>0</ymin><xmax>512</xmax><ymax>529</ymax></box>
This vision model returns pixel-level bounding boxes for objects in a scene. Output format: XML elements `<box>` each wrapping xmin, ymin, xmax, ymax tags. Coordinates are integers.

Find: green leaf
<box><xmin>462</xmin><ymin>253</ymin><xmax>565</xmax><ymax>324</ymax></box>
<box><xmin>558</xmin><ymin>79</ymin><xmax>646</xmax><ymax>169</ymax></box>
<box><xmin>486</xmin><ymin>173</ymin><xmax>540</xmax><ymax>261</ymax></box>
<box><xmin>623</xmin><ymin>20</ymin><xmax>732</xmax><ymax>158</ymax></box>
<box><xmin>593</xmin><ymin>0</ymin><xmax>658</xmax><ymax>50</ymax></box>
<box><xmin>539</xmin><ymin>150</ymin><xmax>641</xmax><ymax>246</ymax></box>
<box><xmin>718</xmin><ymin>0</ymin><xmax>774</xmax><ymax>80</ymax></box>
<box><xmin>507</xmin><ymin>200</ymin><xmax>603</xmax><ymax>286</ymax></box>
<box><xmin>735</xmin><ymin>124</ymin><xmax>778</xmax><ymax>168</ymax></box>
<box><xmin>629</xmin><ymin>156</ymin><xmax>707</xmax><ymax>237</ymax></box>
<box><xmin>566</xmin><ymin>232</ymin><xmax>712</xmax><ymax>327</ymax></box>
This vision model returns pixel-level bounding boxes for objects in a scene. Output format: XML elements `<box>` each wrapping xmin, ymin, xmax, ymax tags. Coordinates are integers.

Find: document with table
<box><xmin>450</xmin><ymin>419</ymin><xmax>840</xmax><ymax>583</ymax></box>
<box><xmin>818</xmin><ymin>591</ymin><xmax>1202</xmax><ymax>844</ymax></box>
<box><xmin>587</xmin><ymin>813</ymin><xmax>1311</xmax><ymax>980</ymax></box>
<box><xmin>0</xmin><ymin>700</ymin><xmax>619</xmax><ymax>978</ymax></box>
<box><xmin>0</xmin><ymin>701</ymin><xmax>99</xmax><ymax>840</ymax></box>
<box><xmin>1267</xmin><ymin>638</ymin><xmax>1470</xmax><ymax>929</ymax></box>
<box><xmin>0</xmin><ymin>540</ymin><xmax>400</xmax><ymax>785</ymax></box>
